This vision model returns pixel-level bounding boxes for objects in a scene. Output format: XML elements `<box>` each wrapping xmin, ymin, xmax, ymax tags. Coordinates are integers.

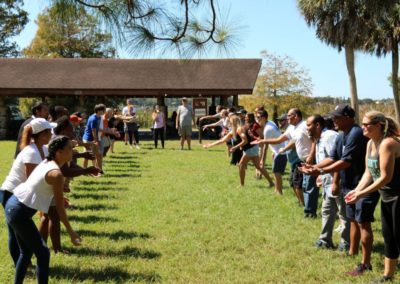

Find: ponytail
<box><xmin>20</xmin><ymin>125</ymin><xmax>36</xmax><ymax>151</ymax></box>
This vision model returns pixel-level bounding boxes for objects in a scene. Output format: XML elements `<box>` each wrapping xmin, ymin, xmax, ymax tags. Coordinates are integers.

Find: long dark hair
<box><xmin>47</xmin><ymin>135</ymin><xmax>70</xmax><ymax>161</ymax></box>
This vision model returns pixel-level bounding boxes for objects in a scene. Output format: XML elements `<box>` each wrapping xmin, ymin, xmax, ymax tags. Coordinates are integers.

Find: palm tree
<box><xmin>364</xmin><ymin>3</ymin><xmax>400</xmax><ymax>122</ymax></box>
<box><xmin>297</xmin><ymin>0</ymin><xmax>373</xmax><ymax>122</ymax></box>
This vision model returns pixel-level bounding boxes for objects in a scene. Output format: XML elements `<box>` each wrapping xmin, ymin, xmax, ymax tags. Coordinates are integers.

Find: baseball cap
<box><xmin>70</xmin><ymin>114</ymin><xmax>83</xmax><ymax>123</ymax></box>
<box><xmin>29</xmin><ymin>118</ymin><xmax>56</xmax><ymax>134</ymax></box>
<box><xmin>329</xmin><ymin>105</ymin><xmax>355</xmax><ymax>118</ymax></box>
<box><xmin>182</xmin><ymin>97</ymin><xmax>188</xmax><ymax>101</ymax></box>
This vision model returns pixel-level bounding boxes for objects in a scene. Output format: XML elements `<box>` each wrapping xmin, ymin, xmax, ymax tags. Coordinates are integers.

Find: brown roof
<box><xmin>0</xmin><ymin>58</ymin><xmax>261</xmax><ymax>97</ymax></box>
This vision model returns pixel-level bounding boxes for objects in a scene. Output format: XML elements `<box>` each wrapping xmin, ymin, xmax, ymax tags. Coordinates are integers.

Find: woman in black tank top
<box><xmin>345</xmin><ymin>111</ymin><xmax>400</xmax><ymax>282</ymax></box>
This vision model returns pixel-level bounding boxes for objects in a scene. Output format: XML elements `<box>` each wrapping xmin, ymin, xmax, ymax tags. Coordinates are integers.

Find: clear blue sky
<box><xmin>16</xmin><ymin>0</ymin><xmax>392</xmax><ymax>100</ymax></box>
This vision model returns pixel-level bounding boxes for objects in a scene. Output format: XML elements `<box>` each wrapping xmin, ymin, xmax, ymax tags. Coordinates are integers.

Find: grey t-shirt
<box><xmin>177</xmin><ymin>105</ymin><xmax>193</xmax><ymax>127</ymax></box>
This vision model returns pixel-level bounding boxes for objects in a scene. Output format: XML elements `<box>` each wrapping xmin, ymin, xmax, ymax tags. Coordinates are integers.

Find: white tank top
<box><xmin>13</xmin><ymin>160</ymin><xmax>60</xmax><ymax>213</ymax></box>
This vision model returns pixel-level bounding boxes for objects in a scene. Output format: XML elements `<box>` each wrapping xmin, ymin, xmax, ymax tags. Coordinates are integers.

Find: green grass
<box><xmin>0</xmin><ymin>140</ymin><xmax>389</xmax><ymax>283</ymax></box>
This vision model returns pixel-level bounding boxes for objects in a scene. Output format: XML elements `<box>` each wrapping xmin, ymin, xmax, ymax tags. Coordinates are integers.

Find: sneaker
<box><xmin>337</xmin><ymin>242</ymin><xmax>349</xmax><ymax>252</ymax></box>
<box><xmin>135</xmin><ymin>145</ymin><xmax>140</xmax><ymax>150</ymax></box>
<box><xmin>371</xmin><ymin>276</ymin><xmax>393</xmax><ymax>283</ymax></box>
<box><xmin>304</xmin><ymin>213</ymin><xmax>310</xmax><ymax>218</ymax></box>
<box><xmin>129</xmin><ymin>145</ymin><xmax>133</xmax><ymax>149</ymax></box>
<box><xmin>315</xmin><ymin>239</ymin><xmax>334</xmax><ymax>249</ymax></box>
<box><xmin>346</xmin><ymin>263</ymin><xmax>372</xmax><ymax>276</ymax></box>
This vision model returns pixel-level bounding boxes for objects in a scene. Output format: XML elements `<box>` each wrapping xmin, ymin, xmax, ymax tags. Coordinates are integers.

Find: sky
<box><xmin>15</xmin><ymin>0</ymin><xmax>393</xmax><ymax>100</ymax></box>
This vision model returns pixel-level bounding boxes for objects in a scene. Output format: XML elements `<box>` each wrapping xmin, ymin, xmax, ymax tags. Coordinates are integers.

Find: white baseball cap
<box><xmin>29</xmin><ymin>118</ymin><xmax>56</xmax><ymax>134</ymax></box>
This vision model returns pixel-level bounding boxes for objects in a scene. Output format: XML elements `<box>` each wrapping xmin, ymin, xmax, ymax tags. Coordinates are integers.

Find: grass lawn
<box><xmin>0</xmin><ymin>140</ymin><xmax>389</xmax><ymax>283</ymax></box>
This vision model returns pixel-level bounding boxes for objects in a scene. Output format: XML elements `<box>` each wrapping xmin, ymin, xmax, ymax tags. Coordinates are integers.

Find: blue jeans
<box><xmin>302</xmin><ymin>174</ymin><xmax>319</xmax><ymax>215</ymax></box>
<box><xmin>0</xmin><ymin>190</ymin><xmax>20</xmax><ymax>266</ymax></box>
<box><xmin>5</xmin><ymin>195</ymin><xmax>50</xmax><ymax>284</ymax></box>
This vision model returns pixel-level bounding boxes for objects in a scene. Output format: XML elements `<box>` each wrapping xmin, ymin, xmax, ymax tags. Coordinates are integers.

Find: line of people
<box><xmin>204</xmin><ymin>103</ymin><xmax>400</xmax><ymax>282</ymax></box>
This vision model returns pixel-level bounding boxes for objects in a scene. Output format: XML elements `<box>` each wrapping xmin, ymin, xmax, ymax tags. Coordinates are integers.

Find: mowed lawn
<box><xmin>0</xmin><ymin>140</ymin><xmax>388</xmax><ymax>283</ymax></box>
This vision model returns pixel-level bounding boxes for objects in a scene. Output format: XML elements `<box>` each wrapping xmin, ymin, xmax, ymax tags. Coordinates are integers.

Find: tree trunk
<box><xmin>391</xmin><ymin>43</ymin><xmax>400</xmax><ymax>123</ymax></box>
<box><xmin>345</xmin><ymin>47</ymin><xmax>359</xmax><ymax>123</ymax></box>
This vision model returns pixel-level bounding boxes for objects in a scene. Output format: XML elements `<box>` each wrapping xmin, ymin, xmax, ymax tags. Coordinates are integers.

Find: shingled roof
<box><xmin>0</xmin><ymin>58</ymin><xmax>261</xmax><ymax>97</ymax></box>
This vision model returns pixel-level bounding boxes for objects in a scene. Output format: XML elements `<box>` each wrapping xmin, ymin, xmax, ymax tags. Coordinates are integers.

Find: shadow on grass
<box><xmin>68</xmin><ymin>215</ymin><xmax>119</xmax><ymax>224</ymax></box>
<box><xmin>72</xmin><ymin>186</ymin><xmax>127</xmax><ymax>192</ymax></box>
<box><xmin>105</xmin><ymin>163</ymin><xmax>140</xmax><ymax>169</ymax></box>
<box><xmin>105</xmin><ymin>173</ymin><xmax>142</xmax><ymax>178</ymax></box>
<box><xmin>76</xmin><ymin>229</ymin><xmax>151</xmax><ymax>240</ymax></box>
<box><xmin>71</xmin><ymin>204</ymin><xmax>117</xmax><ymax>211</ymax></box>
<box><xmin>69</xmin><ymin>193</ymin><xmax>116</xmax><ymax>200</ymax></box>
<box><xmin>51</xmin><ymin>265</ymin><xmax>161</xmax><ymax>283</ymax></box>
<box><xmin>107</xmin><ymin>156</ymin><xmax>136</xmax><ymax>160</ymax></box>
<box><xmin>68</xmin><ymin>246</ymin><xmax>161</xmax><ymax>259</ymax></box>
<box><xmin>79</xmin><ymin>180</ymin><xmax>117</xmax><ymax>186</ymax></box>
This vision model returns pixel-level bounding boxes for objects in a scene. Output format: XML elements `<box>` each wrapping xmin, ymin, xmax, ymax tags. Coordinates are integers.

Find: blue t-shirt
<box><xmin>83</xmin><ymin>114</ymin><xmax>100</xmax><ymax>142</ymax></box>
<box><xmin>329</xmin><ymin>124</ymin><xmax>368</xmax><ymax>191</ymax></box>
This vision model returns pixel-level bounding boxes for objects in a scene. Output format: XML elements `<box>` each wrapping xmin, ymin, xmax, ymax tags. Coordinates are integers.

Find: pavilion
<box><xmin>0</xmin><ymin>58</ymin><xmax>261</xmax><ymax>138</ymax></box>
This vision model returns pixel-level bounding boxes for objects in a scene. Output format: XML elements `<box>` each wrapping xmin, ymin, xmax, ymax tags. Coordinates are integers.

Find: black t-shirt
<box><xmin>329</xmin><ymin>124</ymin><xmax>368</xmax><ymax>191</ymax></box>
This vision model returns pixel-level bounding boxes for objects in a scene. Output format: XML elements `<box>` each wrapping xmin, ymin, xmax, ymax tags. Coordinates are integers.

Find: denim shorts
<box><xmin>345</xmin><ymin>190</ymin><xmax>380</xmax><ymax>223</ymax></box>
<box><xmin>243</xmin><ymin>145</ymin><xmax>259</xmax><ymax>157</ymax></box>
<box><xmin>272</xmin><ymin>153</ymin><xmax>287</xmax><ymax>173</ymax></box>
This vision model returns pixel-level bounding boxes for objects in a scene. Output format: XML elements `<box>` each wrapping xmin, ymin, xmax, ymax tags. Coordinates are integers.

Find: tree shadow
<box><xmin>105</xmin><ymin>173</ymin><xmax>142</xmax><ymax>178</ymax></box>
<box><xmin>67</xmin><ymin>246</ymin><xmax>161</xmax><ymax>259</ymax></box>
<box><xmin>68</xmin><ymin>215</ymin><xmax>119</xmax><ymax>224</ymax></box>
<box><xmin>79</xmin><ymin>180</ymin><xmax>117</xmax><ymax>186</ymax></box>
<box><xmin>69</xmin><ymin>192</ymin><xmax>116</xmax><ymax>200</ymax></box>
<box><xmin>51</xmin><ymin>265</ymin><xmax>161</xmax><ymax>283</ymax></box>
<box><xmin>72</xmin><ymin>186</ymin><xmax>127</xmax><ymax>192</ymax></box>
<box><xmin>76</xmin><ymin>229</ymin><xmax>151</xmax><ymax>240</ymax></box>
<box><xmin>71</xmin><ymin>204</ymin><xmax>117</xmax><ymax>211</ymax></box>
<box><xmin>108</xmin><ymin>156</ymin><xmax>137</xmax><ymax>160</ymax></box>
<box><xmin>106</xmin><ymin>165</ymin><xmax>140</xmax><ymax>170</ymax></box>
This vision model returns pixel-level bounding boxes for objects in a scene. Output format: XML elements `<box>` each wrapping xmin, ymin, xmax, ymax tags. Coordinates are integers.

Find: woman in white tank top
<box><xmin>4</xmin><ymin>136</ymin><xmax>81</xmax><ymax>284</ymax></box>
<box><xmin>0</xmin><ymin>118</ymin><xmax>53</xmax><ymax>266</ymax></box>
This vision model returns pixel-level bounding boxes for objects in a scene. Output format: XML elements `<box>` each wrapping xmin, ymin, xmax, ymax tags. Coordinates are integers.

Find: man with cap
<box><xmin>302</xmin><ymin>105</ymin><xmax>379</xmax><ymax>276</ymax></box>
<box><xmin>176</xmin><ymin>97</ymin><xmax>195</xmax><ymax>150</ymax></box>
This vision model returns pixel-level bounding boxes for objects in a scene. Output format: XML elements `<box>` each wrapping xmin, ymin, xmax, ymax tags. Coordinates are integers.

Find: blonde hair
<box><xmin>364</xmin><ymin>111</ymin><xmax>400</xmax><ymax>138</ymax></box>
<box><xmin>230</xmin><ymin>115</ymin><xmax>240</xmax><ymax>140</ymax></box>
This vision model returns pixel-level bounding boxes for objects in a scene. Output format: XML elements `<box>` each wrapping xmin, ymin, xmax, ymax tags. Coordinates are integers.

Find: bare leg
<box><xmin>349</xmin><ymin>220</ymin><xmax>360</xmax><ymax>256</ymax></box>
<box><xmin>274</xmin><ymin>172</ymin><xmax>283</xmax><ymax>195</ymax></box>
<box><xmin>359</xmin><ymin>222</ymin><xmax>374</xmax><ymax>266</ymax></box>
<box><xmin>238</xmin><ymin>155</ymin><xmax>251</xmax><ymax>186</ymax></box>
<box><xmin>187</xmin><ymin>136</ymin><xmax>191</xmax><ymax>150</ymax></box>
<box><xmin>384</xmin><ymin>257</ymin><xmax>397</xmax><ymax>278</ymax></box>
<box><xmin>295</xmin><ymin>187</ymin><xmax>304</xmax><ymax>206</ymax></box>
<box><xmin>251</xmin><ymin>156</ymin><xmax>274</xmax><ymax>187</ymax></box>
<box><xmin>180</xmin><ymin>136</ymin><xmax>184</xmax><ymax>150</ymax></box>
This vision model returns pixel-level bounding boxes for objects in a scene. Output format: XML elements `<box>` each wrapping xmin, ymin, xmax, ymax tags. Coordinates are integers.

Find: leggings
<box><xmin>5</xmin><ymin>195</ymin><xmax>50</xmax><ymax>284</ymax></box>
<box><xmin>381</xmin><ymin>198</ymin><xmax>400</xmax><ymax>259</ymax></box>
<box><xmin>153</xmin><ymin>128</ymin><xmax>164</xmax><ymax>148</ymax></box>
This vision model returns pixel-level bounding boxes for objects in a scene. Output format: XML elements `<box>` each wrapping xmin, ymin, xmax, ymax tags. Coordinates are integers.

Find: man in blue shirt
<box><xmin>83</xmin><ymin>104</ymin><xmax>106</xmax><ymax>173</ymax></box>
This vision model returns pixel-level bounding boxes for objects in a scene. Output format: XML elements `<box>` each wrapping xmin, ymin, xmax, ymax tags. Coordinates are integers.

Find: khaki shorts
<box><xmin>178</xmin><ymin>125</ymin><xmax>192</xmax><ymax>137</ymax></box>
<box><xmin>83</xmin><ymin>140</ymin><xmax>100</xmax><ymax>155</ymax></box>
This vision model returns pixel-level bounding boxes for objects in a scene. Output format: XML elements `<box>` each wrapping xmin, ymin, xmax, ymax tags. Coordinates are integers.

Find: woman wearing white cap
<box><xmin>5</xmin><ymin>136</ymin><xmax>81</xmax><ymax>284</ymax></box>
<box><xmin>0</xmin><ymin>118</ymin><xmax>54</xmax><ymax>266</ymax></box>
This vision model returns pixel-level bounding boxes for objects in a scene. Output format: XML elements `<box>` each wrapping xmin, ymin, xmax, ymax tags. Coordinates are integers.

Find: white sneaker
<box><xmin>135</xmin><ymin>145</ymin><xmax>140</xmax><ymax>150</ymax></box>
<box><xmin>129</xmin><ymin>145</ymin><xmax>133</xmax><ymax>149</ymax></box>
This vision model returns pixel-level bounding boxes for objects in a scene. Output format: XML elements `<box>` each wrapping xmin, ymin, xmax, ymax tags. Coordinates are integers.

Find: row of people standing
<box><xmin>257</xmin><ymin>105</ymin><xmax>400</xmax><ymax>282</ymax></box>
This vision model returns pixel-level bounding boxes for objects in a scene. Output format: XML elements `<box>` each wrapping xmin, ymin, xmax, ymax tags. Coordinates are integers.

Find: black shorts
<box><xmin>289</xmin><ymin>163</ymin><xmax>303</xmax><ymax>189</ymax></box>
<box><xmin>344</xmin><ymin>190</ymin><xmax>380</xmax><ymax>223</ymax></box>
